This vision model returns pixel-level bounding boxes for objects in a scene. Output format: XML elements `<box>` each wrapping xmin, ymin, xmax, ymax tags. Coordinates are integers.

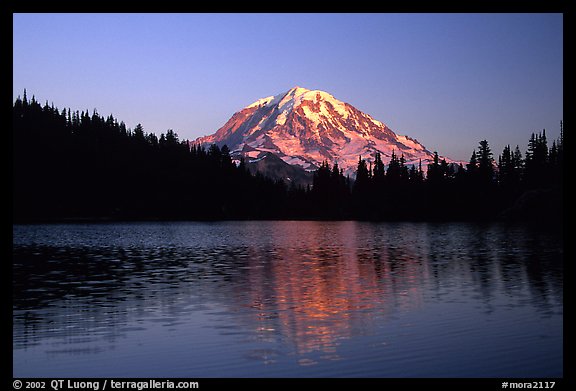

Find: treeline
<box><xmin>311</xmin><ymin>127</ymin><xmax>563</xmax><ymax>221</ymax></box>
<box><xmin>13</xmin><ymin>91</ymin><xmax>294</xmax><ymax>220</ymax></box>
<box><xmin>13</xmin><ymin>92</ymin><xmax>563</xmax><ymax>222</ymax></box>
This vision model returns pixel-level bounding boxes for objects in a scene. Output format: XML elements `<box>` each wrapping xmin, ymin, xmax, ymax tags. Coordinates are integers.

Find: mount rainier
<box><xmin>196</xmin><ymin>86</ymin><xmax>453</xmax><ymax>180</ymax></box>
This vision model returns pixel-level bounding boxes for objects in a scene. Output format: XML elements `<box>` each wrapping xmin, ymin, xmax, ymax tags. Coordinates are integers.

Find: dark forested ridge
<box><xmin>13</xmin><ymin>92</ymin><xmax>563</xmax><ymax>223</ymax></box>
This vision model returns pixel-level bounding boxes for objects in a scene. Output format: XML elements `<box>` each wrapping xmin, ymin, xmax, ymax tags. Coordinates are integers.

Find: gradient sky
<box><xmin>13</xmin><ymin>13</ymin><xmax>563</xmax><ymax>161</ymax></box>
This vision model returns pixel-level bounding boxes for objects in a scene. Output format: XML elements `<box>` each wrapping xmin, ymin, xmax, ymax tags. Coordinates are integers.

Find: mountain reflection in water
<box><xmin>13</xmin><ymin>222</ymin><xmax>562</xmax><ymax>377</ymax></box>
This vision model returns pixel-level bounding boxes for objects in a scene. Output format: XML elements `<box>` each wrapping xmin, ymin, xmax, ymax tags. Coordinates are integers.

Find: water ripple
<box><xmin>13</xmin><ymin>222</ymin><xmax>563</xmax><ymax>377</ymax></box>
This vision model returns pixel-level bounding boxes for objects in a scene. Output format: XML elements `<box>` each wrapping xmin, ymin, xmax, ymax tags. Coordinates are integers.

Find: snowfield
<box><xmin>196</xmin><ymin>86</ymin><xmax>456</xmax><ymax>177</ymax></box>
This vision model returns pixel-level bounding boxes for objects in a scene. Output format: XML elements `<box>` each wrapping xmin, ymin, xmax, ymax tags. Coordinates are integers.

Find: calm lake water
<box><xmin>13</xmin><ymin>221</ymin><xmax>563</xmax><ymax>378</ymax></box>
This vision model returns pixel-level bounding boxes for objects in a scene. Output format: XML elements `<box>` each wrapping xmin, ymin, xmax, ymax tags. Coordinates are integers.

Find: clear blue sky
<box><xmin>13</xmin><ymin>13</ymin><xmax>563</xmax><ymax>161</ymax></box>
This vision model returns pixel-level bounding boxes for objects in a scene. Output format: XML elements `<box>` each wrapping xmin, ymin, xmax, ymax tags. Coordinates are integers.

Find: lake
<box><xmin>13</xmin><ymin>221</ymin><xmax>563</xmax><ymax>378</ymax></box>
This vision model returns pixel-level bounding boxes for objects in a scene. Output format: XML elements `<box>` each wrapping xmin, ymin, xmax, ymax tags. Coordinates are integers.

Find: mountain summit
<box><xmin>197</xmin><ymin>86</ymin><xmax>449</xmax><ymax>178</ymax></box>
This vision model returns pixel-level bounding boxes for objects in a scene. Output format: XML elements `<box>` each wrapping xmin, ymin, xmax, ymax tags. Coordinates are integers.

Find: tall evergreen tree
<box><xmin>427</xmin><ymin>151</ymin><xmax>442</xmax><ymax>184</ymax></box>
<box><xmin>353</xmin><ymin>156</ymin><xmax>369</xmax><ymax>193</ymax></box>
<box><xmin>477</xmin><ymin>140</ymin><xmax>494</xmax><ymax>184</ymax></box>
<box><xmin>440</xmin><ymin>158</ymin><xmax>452</xmax><ymax>180</ymax></box>
<box><xmin>133</xmin><ymin>123</ymin><xmax>146</xmax><ymax>142</ymax></box>
<box><xmin>373</xmin><ymin>152</ymin><xmax>385</xmax><ymax>183</ymax></box>
<box><xmin>498</xmin><ymin>144</ymin><xmax>514</xmax><ymax>187</ymax></box>
<box><xmin>467</xmin><ymin>150</ymin><xmax>478</xmax><ymax>173</ymax></box>
<box><xmin>524</xmin><ymin>130</ymin><xmax>550</xmax><ymax>188</ymax></box>
<box><xmin>386</xmin><ymin>150</ymin><xmax>401</xmax><ymax>183</ymax></box>
<box><xmin>512</xmin><ymin>145</ymin><xmax>523</xmax><ymax>172</ymax></box>
<box><xmin>399</xmin><ymin>153</ymin><xmax>410</xmax><ymax>182</ymax></box>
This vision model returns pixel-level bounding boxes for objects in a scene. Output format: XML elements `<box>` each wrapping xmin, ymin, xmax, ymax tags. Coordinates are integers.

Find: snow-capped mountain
<box><xmin>197</xmin><ymin>86</ymin><xmax>452</xmax><ymax>178</ymax></box>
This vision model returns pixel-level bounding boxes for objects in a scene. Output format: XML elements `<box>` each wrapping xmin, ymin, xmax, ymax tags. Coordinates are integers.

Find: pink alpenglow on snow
<box><xmin>196</xmin><ymin>87</ymin><xmax>456</xmax><ymax>177</ymax></box>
